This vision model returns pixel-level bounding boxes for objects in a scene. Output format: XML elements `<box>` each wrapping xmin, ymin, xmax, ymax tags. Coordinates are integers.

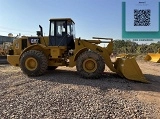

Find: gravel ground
<box><xmin>0</xmin><ymin>60</ymin><xmax>160</xmax><ymax>119</ymax></box>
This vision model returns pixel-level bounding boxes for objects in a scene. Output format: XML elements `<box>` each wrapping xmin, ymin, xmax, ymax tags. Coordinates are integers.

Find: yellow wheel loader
<box><xmin>0</xmin><ymin>42</ymin><xmax>12</xmax><ymax>64</ymax></box>
<box><xmin>144</xmin><ymin>48</ymin><xmax>160</xmax><ymax>63</ymax></box>
<box><xmin>7</xmin><ymin>18</ymin><xmax>148</xmax><ymax>82</ymax></box>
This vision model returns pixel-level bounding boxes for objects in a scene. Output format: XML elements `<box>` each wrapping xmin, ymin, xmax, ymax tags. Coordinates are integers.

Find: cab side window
<box><xmin>50</xmin><ymin>22</ymin><xmax>54</xmax><ymax>36</ymax></box>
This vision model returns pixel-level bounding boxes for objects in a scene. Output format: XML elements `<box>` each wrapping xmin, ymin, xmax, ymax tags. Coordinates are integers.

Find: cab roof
<box><xmin>49</xmin><ymin>18</ymin><xmax>75</xmax><ymax>23</ymax></box>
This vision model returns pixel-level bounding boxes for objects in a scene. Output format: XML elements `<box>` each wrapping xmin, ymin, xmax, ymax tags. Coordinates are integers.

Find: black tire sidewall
<box><xmin>20</xmin><ymin>50</ymin><xmax>47</xmax><ymax>76</ymax></box>
<box><xmin>76</xmin><ymin>51</ymin><xmax>105</xmax><ymax>78</ymax></box>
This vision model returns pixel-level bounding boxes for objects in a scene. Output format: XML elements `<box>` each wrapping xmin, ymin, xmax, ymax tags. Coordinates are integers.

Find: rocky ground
<box><xmin>0</xmin><ymin>60</ymin><xmax>160</xmax><ymax>119</ymax></box>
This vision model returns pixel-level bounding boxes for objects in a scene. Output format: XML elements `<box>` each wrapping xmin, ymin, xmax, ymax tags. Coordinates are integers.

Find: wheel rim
<box><xmin>83</xmin><ymin>58</ymin><xmax>97</xmax><ymax>73</ymax></box>
<box><xmin>25</xmin><ymin>57</ymin><xmax>38</xmax><ymax>71</ymax></box>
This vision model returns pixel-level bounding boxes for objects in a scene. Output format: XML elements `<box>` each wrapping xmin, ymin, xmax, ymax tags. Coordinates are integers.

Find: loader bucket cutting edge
<box><xmin>144</xmin><ymin>53</ymin><xmax>160</xmax><ymax>63</ymax></box>
<box><xmin>114</xmin><ymin>57</ymin><xmax>148</xmax><ymax>83</ymax></box>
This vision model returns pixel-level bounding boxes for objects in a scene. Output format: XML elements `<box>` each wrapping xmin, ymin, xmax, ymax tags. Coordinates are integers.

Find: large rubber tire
<box><xmin>76</xmin><ymin>51</ymin><xmax>105</xmax><ymax>79</ymax></box>
<box><xmin>20</xmin><ymin>50</ymin><xmax>48</xmax><ymax>76</ymax></box>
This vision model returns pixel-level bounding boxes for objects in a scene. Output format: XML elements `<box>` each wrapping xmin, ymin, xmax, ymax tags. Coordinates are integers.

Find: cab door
<box><xmin>49</xmin><ymin>20</ymin><xmax>67</xmax><ymax>46</ymax></box>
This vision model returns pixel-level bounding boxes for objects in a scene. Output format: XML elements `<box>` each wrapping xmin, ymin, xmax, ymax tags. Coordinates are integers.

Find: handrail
<box><xmin>92</xmin><ymin>37</ymin><xmax>113</xmax><ymax>41</ymax></box>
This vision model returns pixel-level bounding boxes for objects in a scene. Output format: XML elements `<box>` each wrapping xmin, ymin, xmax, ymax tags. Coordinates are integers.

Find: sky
<box><xmin>0</xmin><ymin>0</ymin><xmax>160</xmax><ymax>43</ymax></box>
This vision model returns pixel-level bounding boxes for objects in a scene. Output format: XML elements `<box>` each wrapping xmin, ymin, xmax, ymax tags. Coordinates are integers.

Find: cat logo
<box><xmin>31</xmin><ymin>38</ymin><xmax>39</xmax><ymax>44</ymax></box>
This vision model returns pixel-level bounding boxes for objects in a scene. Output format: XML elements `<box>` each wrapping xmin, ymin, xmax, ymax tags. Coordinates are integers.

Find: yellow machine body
<box><xmin>7</xmin><ymin>36</ymin><xmax>67</xmax><ymax>67</ymax></box>
<box><xmin>7</xmin><ymin>18</ymin><xmax>147</xmax><ymax>82</ymax></box>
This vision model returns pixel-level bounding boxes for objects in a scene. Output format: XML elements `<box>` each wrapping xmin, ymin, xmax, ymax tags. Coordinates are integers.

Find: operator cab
<box><xmin>49</xmin><ymin>18</ymin><xmax>75</xmax><ymax>50</ymax></box>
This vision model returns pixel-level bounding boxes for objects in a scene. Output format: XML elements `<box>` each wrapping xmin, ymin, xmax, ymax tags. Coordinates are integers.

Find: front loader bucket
<box><xmin>114</xmin><ymin>57</ymin><xmax>148</xmax><ymax>83</ymax></box>
<box><xmin>144</xmin><ymin>53</ymin><xmax>160</xmax><ymax>63</ymax></box>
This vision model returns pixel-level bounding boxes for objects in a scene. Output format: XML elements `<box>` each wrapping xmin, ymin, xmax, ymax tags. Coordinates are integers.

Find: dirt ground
<box><xmin>135</xmin><ymin>60</ymin><xmax>160</xmax><ymax>113</ymax></box>
<box><xmin>0</xmin><ymin>59</ymin><xmax>160</xmax><ymax>118</ymax></box>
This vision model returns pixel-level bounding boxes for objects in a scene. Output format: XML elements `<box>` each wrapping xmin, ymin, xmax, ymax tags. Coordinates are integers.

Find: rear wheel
<box><xmin>20</xmin><ymin>50</ymin><xmax>48</xmax><ymax>76</ymax></box>
<box><xmin>76</xmin><ymin>51</ymin><xmax>105</xmax><ymax>78</ymax></box>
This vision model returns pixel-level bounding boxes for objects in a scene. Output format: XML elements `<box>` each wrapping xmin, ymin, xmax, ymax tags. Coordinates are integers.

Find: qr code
<box><xmin>134</xmin><ymin>9</ymin><xmax>151</xmax><ymax>26</ymax></box>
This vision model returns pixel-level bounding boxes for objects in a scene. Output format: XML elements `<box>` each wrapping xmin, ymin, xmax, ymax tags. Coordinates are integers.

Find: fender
<box><xmin>20</xmin><ymin>44</ymin><xmax>48</xmax><ymax>58</ymax></box>
<box><xmin>68</xmin><ymin>47</ymin><xmax>88</xmax><ymax>67</ymax></box>
<box><xmin>74</xmin><ymin>47</ymin><xmax>88</xmax><ymax>61</ymax></box>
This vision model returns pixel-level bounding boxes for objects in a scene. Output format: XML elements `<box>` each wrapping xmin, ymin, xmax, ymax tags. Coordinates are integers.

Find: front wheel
<box><xmin>76</xmin><ymin>51</ymin><xmax>105</xmax><ymax>79</ymax></box>
<box><xmin>20</xmin><ymin>50</ymin><xmax>48</xmax><ymax>76</ymax></box>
